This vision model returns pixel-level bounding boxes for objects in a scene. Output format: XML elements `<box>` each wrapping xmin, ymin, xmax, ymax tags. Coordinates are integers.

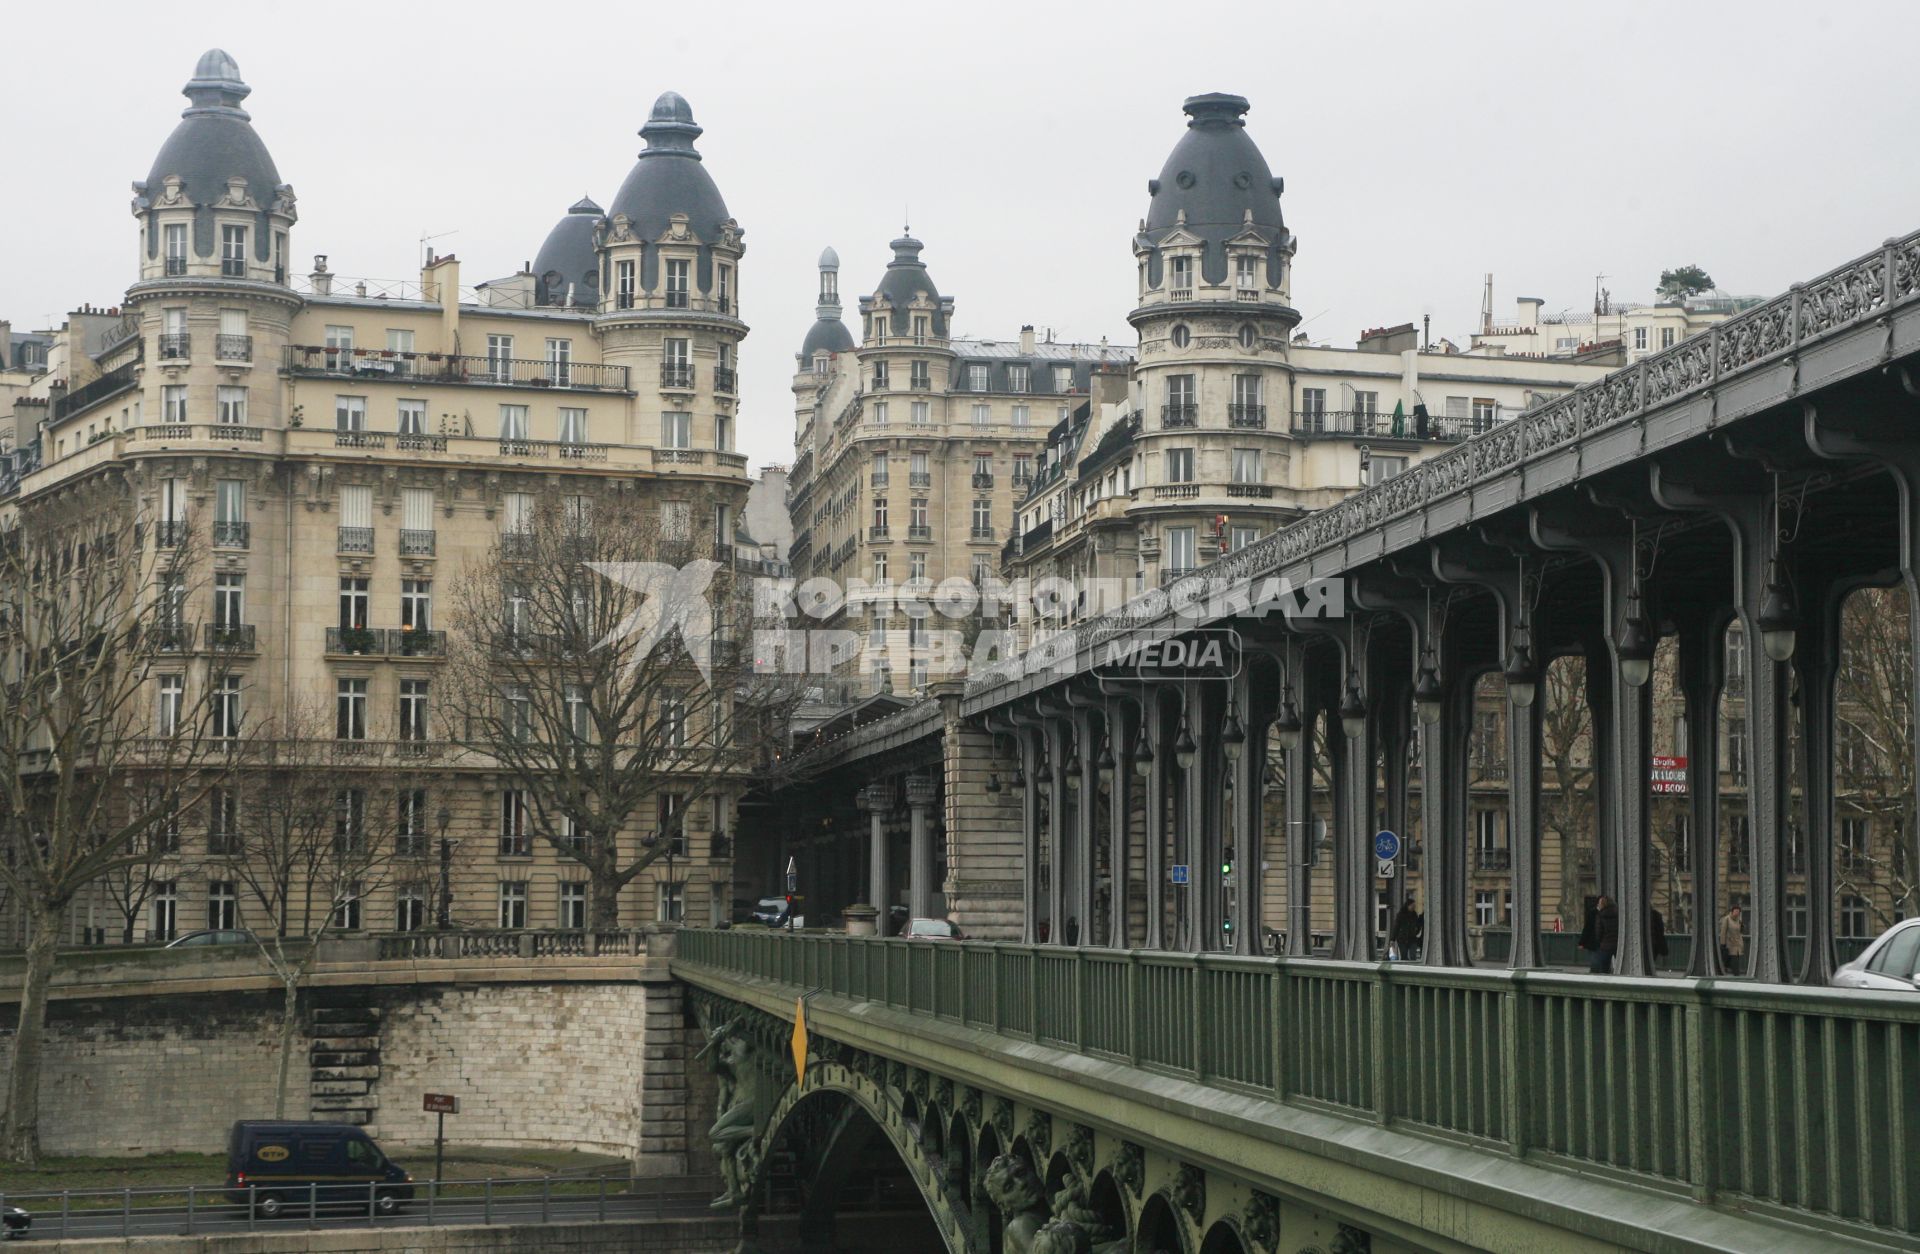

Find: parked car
<box><xmin>224</xmin><ymin>1121</ymin><xmax>414</xmax><ymax>1217</ymax></box>
<box><xmin>748</xmin><ymin>897</ymin><xmax>790</xmax><ymax>927</ymax></box>
<box><xmin>3</xmin><ymin>1204</ymin><xmax>28</xmax><ymax>1239</ymax></box>
<box><xmin>901</xmin><ymin>918</ymin><xmax>963</xmax><ymax>942</ymax></box>
<box><xmin>1833</xmin><ymin>918</ymin><xmax>1920</xmax><ymax>991</ymax></box>
<box><xmin>167</xmin><ymin>928</ymin><xmax>256</xmax><ymax>948</ymax></box>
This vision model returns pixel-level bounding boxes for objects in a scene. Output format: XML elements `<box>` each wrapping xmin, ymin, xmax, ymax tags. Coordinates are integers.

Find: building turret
<box><xmin>132</xmin><ymin>49</ymin><xmax>296</xmax><ymax>286</ymax></box>
<box><xmin>534</xmin><ymin>196</ymin><xmax>604</xmax><ymax>308</ymax></box>
<box><xmin>798</xmin><ymin>245</ymin><xmax>854</xmax><ymax>371</ymax></box>
<box><xmin>594</xmin><ymin>92</ymin><xmax>747</xmax><ymax>469</ymax></box>
<box><xmin>1127</xmin><ymin>94</ymin><xmax>1300</xmax><ymax>582</ymax></box>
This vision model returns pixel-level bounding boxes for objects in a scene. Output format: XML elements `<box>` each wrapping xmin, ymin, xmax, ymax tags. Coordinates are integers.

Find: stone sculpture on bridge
<box><xmin>695</xmin><ymin>1013</ymin><xmax>779</xmax><ymax>1210</ymax></box>
<box><xmin>982</xmin><ymin>1152</ymin><xmax>1051</xmax><ymax>1251</ymax></box>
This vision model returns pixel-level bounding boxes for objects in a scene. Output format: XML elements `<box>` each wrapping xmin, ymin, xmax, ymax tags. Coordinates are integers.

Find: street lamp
<box><xmin>1617</xmin><ymin>585</ymin><xmax>1654</xmax><ymax>688</ymax></box>
<box><xmin>1504</xmin><ymin>635</ymin><xmax>1538</xmax><ymax>709</ymax></box>
<box><xmin>1133</xmin><ymin>731</ymin><xmax>1155</xmax><ymax>778</ymax></box>
<box><xmin>1272</xmin><ymin>686</ymin><xmax>1303</xmax><ymax>751</ymax></box>
<box><xmin>1339</xmin><ymin>674</ymin><xmax>1367</xmax><ymax>740</ymax></box>
<box><xmin>1096</xmin><ymin>737</ymin><xmax>1116</xmax><ymax>786</ymax></box>
<box><xmin>1757</xmin><ymin>558</ymin><xmax>1798</xmax><ymax>663</ymax></box>
<box><xmin>1064</xmin><ymin>742</ymin><xmax>1081</xmax><ymax>791</ymax></box>
<box><xmin>1221</xmin><ymin>704</ymin><xmax>1246</xmax><ymax>764</ymax></box>
<box><xmin>1413</xmin><ymin>651</ymin><xmax>1443</xmax><ymax>725</ymax></box>
<box><xmin>1174</xmin><ymin>720</ymin><xmax>1197</xmax><ymax>771</ymax></box>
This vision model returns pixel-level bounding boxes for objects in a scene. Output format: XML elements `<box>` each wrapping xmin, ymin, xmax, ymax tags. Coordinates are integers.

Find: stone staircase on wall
<box><xmin>308</xmin><ymin>998</ymin><xmax>382</xmax><ymax>1130</ymax></box>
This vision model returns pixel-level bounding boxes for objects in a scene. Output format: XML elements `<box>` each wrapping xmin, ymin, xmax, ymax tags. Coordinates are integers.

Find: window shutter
<box><xmin>340</xmin><ymin>485</ymin><xmax>373</xmax><ymax>529</ymax></box>
<box><xmin>402</xmin><ymin>488</ymin><xmax>433</xmax><ymax>531</ymax></box>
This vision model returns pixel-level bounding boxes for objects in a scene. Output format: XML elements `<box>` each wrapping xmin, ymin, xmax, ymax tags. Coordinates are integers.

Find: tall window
<box><xmin>911</xmin><ymin>552</ymin><xmax>927</xmax><ymax>580</ymax></box>
<box><xmin>662</xmin><ymin>412</ymin><xmax>692</xmax><ymax>448</ymax></box>
<box><xmin>486</xmin><ymin>334</ymin><xmax>515</xmax><ymax>383</ymax></box>
<box><xmin>150</xmin><ymin>881</ymin><xmax>178</xmax><ymax>941</ymax></box>
<box><xmin>1012</xmin><ymin>404</ymin><xmax>1031</xmax><ymax>428</ymax></box>
<box><xmin>665</xmin><ymin>258</ymin><xmax>691</xmax><ymax>308</ymax></box>
<box><xmin>1235</xmin><ymin>254</ymin><xmax>1259</xmax><ymax>290</ymax></box>
<box><xmin>220</xmin><ymin>224</ymin><xmax>247</xmax><ymax>277</ymax></box>
<box><xmin>657</xmin><ymin>793</ymin><xmax>687</xmax><ymax>857</ymax></box>
<box><xmin>546</xmin><ymin>337</ymin><xmax>572</xmax><ymax>386</ymax></box>
<box><xmin>1727</xmin><ymin>716</ymin><xmax>1749</xmax><ymax>784</ymax></box>
<box><xmin>1167</xmin><ymin>527</ymin><xmax>1197</xmax><ymax>572</ymax></box>
<box><xmin>1169</xmin><ymin>255</ymin><xmax>1193</xmax><ymax>293</ymax></box>
<box><xmin>212</xmin><ymin>675</ymin><xmax>242</xmax><ymax>738</ymax></box>
<box><xmin>910</xmin><ymin>360</ymin><xmax>930</xmax><ymax>389</ymax></box>
<box><xmin>213</xmin><ymin>572</ymin><xmax>245</xmax><ymax>628</ymax></box>
<box><xmin>401</xmin><ymin>578</ymin><xmax>432</xmax><ymax>633</ymax></box>
<box><xmin>499</xmin><ymin>791</ymin><xmax>531</xmax><ymax>856</ymax></box>
<box><xmin>873</xmin><ymin>552</ymin><xmax>889</xmax><ymax>581</ymax></box>
<box><xmin>565</xmin><ymin>684</ymin><xmax>590</xmax><ymax>741</ymax></box>
<box><xmin>615</xmin><ymin>260</ymin><xmax>636</xmax><ymax>309</ymax></box>
<box><xmin>505</xmin><ymin>684</ymin><xmax>532</xmax><ymax>742</ymax></box>
<box><xmin>386</xmin><ymin>328</ymin><xmax>414</xmax><ymax>374</ymax></box>
<box><xmin>717</xmin><ymin>264</ymin><xmax>733</xmax><ymax>313</ymax></box>
<box><xmin>498</xmin><ymin>882</ymin><xmax>528</xmax><ymax>929</ymax></box>
<box><xmin>661</xmin><ymin>691</ymin><xmax>687</xmax><ymax>747</ymax></box>
<box><xmin>656</xmin><ymin>882</ymin><xmax>685</xmax><ymax>923</ymax></box>
<box><xmin>397</xmin><ymin>399</ymin><xmax>426</xmax><ymax>435</ymax></box>
<box><xmin>716</xmin><ymin>413</ymin><xmax>732</xmax><ymax>451</ymax></box>
<box><xmin>399</xmin><ymin>679</ymin><xmax>429</xmax><ymax>742</ymax></box>
<box><xmin>1231</xmin><ymin>448</ymin><xmax>1261</xmax><ymax>484</ymax></box>
<box><xmin>1471</xmin><ymin>398</ymin><xmax>1498</xmax><ymax>434</ymax></box>
<box><xmin>208</xmin><ymin>880</ymin><xmax>238</xmax><ymax>928</ymax></box>
<box><xmin>335</xmin><ymin>679</ymin><xmax>367</xmax><ymax>740</ymax></box>
<box><xmin>335</xmin><ymin>395</ymin><xmax>367</xmax><ymax>432</ymax></box>
<box><xmin>163</xmin><ymin>385</ymin><xmax>189</xmax><ymax>424</ymax></box>
<box><xmin>1165</xmin><ymin>448</ymin><xmax>1195</xmax><ymax>483</ymax></box>
<box><xmin>395</xmin><ymin>887</ymin><xmax>427</xmax><ymax>932</ymax></box>
<box><xmin>163</xmin><ymin>223</ymin><xmax>188</xmax><ymax>274</ymax></box>
<box><xmin>972</xmin><ymin>403</ymin><xmax>990</xmax><ymax>426</ymax></box>
<box><xmin>972</xmin><ymin>499</ymin><xmax>992</xmax><ymax>533</ymax></box>
<box><xmin>216</xmin><ymin>386</ymin><xmax>248</xmax><ymax>426</ymax></box>
<box><xmin>1840</xmin><ymin>894</ymin><xmax>1869</xmax><ymax>939</ymax></box>
<box><xmin>157</xmin><ymin>674</ymin><xmax>184</xmax><ymax>735</ymax></box>
<box><xmin>208</xmin><ymin>789</ymin><xmax>239</xmax><ymax>855</ymax></box>
<box><xmin>967</xmin><ymin>364</ymin><xmax>990</xmax><ymax>392</ymax></box>
<box><xmin>872</xmin><ymin>361</ymin><xmax>889</xmax><ymax>390</ymax></box>
<box><xmin>324</xmin><ymin>324</ymin><xmax>354</xmax><ymax>371</ymax></box>
<box><xmin>498</xmin><ymin>404</ymin><xmax>529</xmax><ymax>441</ymax></box>
<box><xmin>334</xmin><ymin>788</ymin><xmax>366</xmax><ymax>852</ymax></box>
<box><xmin>559</xmin><ymin>882</ymin><xmax>587</xmax><ymax>929</ymax></box>
<box><xmin>910</xmin><ymin>498</ymin><xmax>928</xmax><ymax>529</ymax></box>
<box><xmin>911</xmin><ymin>401</ymin><xmax>930</xmax><ymax>426</ymax></box>
<box><xmin>1053</xmin><ymin>365</ymin><xmax>1073</xmax><ymax>392</ymax></box>
<box><xmin>1007</xmin><ymin>364</ymin><xmax>1029</xmax><ymax>393</ymax></box>
<box><xmin>339</xmin><ymin>577</ymin><xmax>370</xmax><ymax>629</ymax></box>
<box><xmin>397</xmin><ymin>790</ymin><xmax>428</xmax><ymax>857</ymax></box>
<box><xmin>558</xmin><ymin>407</ymin><xmax>588</xmax><ymax>445</ymax></box>
<box><xmin>1299</xmin><ymin>387</ymin><xmax>1327</xmax><ymax>431</ymax></box>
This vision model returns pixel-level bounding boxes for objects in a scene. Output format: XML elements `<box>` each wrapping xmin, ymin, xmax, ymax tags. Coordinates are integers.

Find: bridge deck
<box><xmin>677</xmin><ymin>929</ymin><xmax>1920</xmax><ymax>1252</ymax></box>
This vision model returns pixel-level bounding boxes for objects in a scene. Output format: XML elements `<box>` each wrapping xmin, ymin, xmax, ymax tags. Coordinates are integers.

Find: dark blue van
<box><xmin>224</xmin><ymin>1121</ymin><xmax>414</xmax><ymax>1217</ymax></box>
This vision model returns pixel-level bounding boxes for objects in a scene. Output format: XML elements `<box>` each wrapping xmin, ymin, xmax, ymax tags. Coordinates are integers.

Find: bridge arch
<box><xmin>1137</xmin><ymin>1191</ymin><xmax>1192</xmax><ymax>1254</ymax></box>
<box><xmin>748</xmin><ymin>1062</ymin><xmax>972</xmax><ymax>1253</ymax></box>
<box><xmin>1199</xmin><ymin>1217</ymin><xmax>1253</xmax><ymax>1254</ymax></box>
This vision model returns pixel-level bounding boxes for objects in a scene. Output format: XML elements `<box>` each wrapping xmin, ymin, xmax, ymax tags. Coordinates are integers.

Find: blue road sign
<box><xmin>1171</xmin><ymin>864</ymin><xmax>1190</xmax><ymax>885</ymax></box>
<box><xmin>1373</xmin><ymin>830</ymin><xmax>1401</xmax><ymax>861</ymax></box>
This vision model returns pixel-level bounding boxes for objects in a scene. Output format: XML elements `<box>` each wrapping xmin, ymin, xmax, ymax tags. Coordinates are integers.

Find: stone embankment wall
<box><xmin>0</xmin><ymin>951</ymin><xmax>705</xmax><ymax>1169</ymax></box>
<box><xmin>51</xmin><ymin>1216</ymin><xmax>738</xmax><ymax>1253</ymax></box>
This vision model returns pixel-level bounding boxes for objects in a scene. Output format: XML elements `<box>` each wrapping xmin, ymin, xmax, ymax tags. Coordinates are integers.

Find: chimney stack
<box><xmin>1019</xmin><ymin>324</ymin><xmax>1036</xmax><ymax>355</ymax></box>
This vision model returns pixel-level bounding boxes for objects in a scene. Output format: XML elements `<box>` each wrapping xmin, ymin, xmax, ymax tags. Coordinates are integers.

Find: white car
<box><xmin>1832</xmin><ymin>918</ymin><xmax>1920</xmax><ymax>991</ymax></box>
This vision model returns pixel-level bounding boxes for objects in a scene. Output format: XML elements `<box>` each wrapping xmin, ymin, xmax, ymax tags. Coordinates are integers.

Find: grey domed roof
<box><xmin>140</xmin><ymin>49</ymin><xmax>283</xmax><ymax>214</ymax></box>
<box><xmin>800</xmin><ymin>315</ymin><xmax>855</xmax><ymax>359</ymax></box>
<box><xmin>534</xmin><ymin>195</ymin><xmax>603</xmax><ymax>307</ymax></box>
<box><xmin>819</xmin><ymin>245</ymin><xmax>840</xmax><ymax>269</ymax></box>
<box><xmin>1140</xmin><ymin>93</ymin><xmax>1287</xmax><ymax>286</ymax></box>
<box><xmin>868</xmin><ymin>235</ymin><xmax>947</xmax><ymax>338</ymax></box>
<box><xmin>607</xmin><ymin>92</ymin><xmax>732</xmax><ymax>243</ymax></box>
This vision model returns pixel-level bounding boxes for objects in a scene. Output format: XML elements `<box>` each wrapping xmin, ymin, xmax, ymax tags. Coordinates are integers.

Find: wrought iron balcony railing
<box><xmin>713</xmin><ymin>367</ymin><xmax>737</xmax><ymax>393</ymax></box>
<box><xmin>971</xmin><ymin>526</ymin><xmax>995</xmax><ymax>541</ymax></box>
<box><xmin>871</xmin><ymin>473</ymin><xmax>890</xmax><ymax>487</ymax></box>
<box><xmin>327</xmin><ymin>627</ymin><xmax>387</xmax><ymax>656</ymax></box>
<box><xmin>660</xmin><ymin>363</ymin><xmax>695</xmax><ymax>389</ymax></box>
<box><xmin>1162</xmin><ymin>403</ymin><xmax>1197</xmax><ymax>428</ymax></box>
<box><xmin>215</xmin><ymin>334</ymin><xmax>253</xmax><ymax>362</ymax></box>
<box><xmin>393</xmin><ymin>628</ymin><xmax>446</xmax><ymax>657</ymax></box>
<box><xmin>1475</xmin><ymin>848</ymin><xmax>1512</xmax><ymax>871</ymax></box>
<box><xmin>908</xmin><ymin>524</ymin><xmax>934</xmax><ymax>541</ymax></box>
<box><xmin>204</xmin><ymin>623</ymin><xmax>258</xmax><ymax>652</ymax></box>
<box><xmin>869</xmin><ymin>525</ymin><xmax>891</xmax><ymax>541</ymax></box>
<box><xmin>399</xmin><ymin>529</ymin><xmax>436</xmax><ymax>556</ymax></box>
<box><xmin>158</xmin><ymin>333</ymin><xmax>191</xmax><ymax>359</ymax></box>
<box><xmin>212</xmin><ymin>521</ymin><xmax>250</xmax><ymax>549</ymax></box>
<box><xmin>910</xmin><ymin>378</ymin><xmax>932</xmax><ymax>391</ymax></box>
<box><xmin>501</xmin><ymin>532</ymin><xmax>537</xmax><ymax>559</ymax></box>
<box><xmin>973</xmin><ymin>472</ymin><xmax>995</xmax><ymax>489</ymax></box>
<box><xmin>1228</xmin><ymin>403</ymin><xmax>1267</xmax><ymax>428</ymax></box>
<box><xmin>221</xmin><ymin>257</ymin><xmax>246</xmax><ymax>278</ymax></box>
<box><xmin>337</xmin><ymin>526</ymin><xmax>374</xmax><ymax>554</ymax></box>
<box><xmin>910</xmin><ymin>472</ymin><xmax>932</xmax><ymax>487</ymax></box>
<box><xmin>288</xmin><ymin>347</ymin><xmax>630</xmax><ymax>393</ymax></box>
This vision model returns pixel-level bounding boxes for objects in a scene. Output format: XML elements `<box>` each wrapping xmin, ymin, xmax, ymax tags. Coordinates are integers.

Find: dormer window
<box><xmin>967</xmin><ymin>363</ymin><xmax>990</xmax><ymax>392</ymax></box>
<box><xmin>1235</xmin><ymin>254</ymin><xmax>1259</xmax><ymax>291</ymax></box>
<box><xmin>665</xmin><ymin>258</ymin><xmax>690</xmax><ymax>308</ymax></box>
<box><xmin>221</xmin><ymin>225</ymin><xmax>247</xmax><ymax>278</ymax></box>
<box><xmin>163</xmin><ymin>224</ymin><xmax>188</xmax><ymax>276</ymax></box>
<box><xmin>1053</xmin><ymin>365</ymin><xmax>1073</xmax><ymax>392</ymax></box>
<box><xmin>1169</xmin><ymin>255</ymin><xmax>1193</xmax><ymax>297</ymax></box>
<box><xmin>615</xmin><ymin>260</ymin><xmax>636</xmax><ymax>309</ymax></box>
<box><xmin>1007</xmin><ymin>364</ymin><xmax>1030</xmax><ymax>393</ymax></box>
<box><xmin>912</xmin><ymin>315</ymin><xmax>930</xmax><ymax>345</ymax></box>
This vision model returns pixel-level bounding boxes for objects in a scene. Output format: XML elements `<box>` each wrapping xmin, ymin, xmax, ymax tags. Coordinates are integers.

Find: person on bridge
<box><xmin>1719</xmin><ymin>906</ymin><xmax>1746</xmax><ymax>976</ymax></box>
<box><xmin>1651</xmin><ymin>907</ymin><xmax>1670</xmax><ymax>970</ymax></box>
<box><xmin>1390</xmin><ymin>899</ymin><xmax>1423</xmax><ymax>961</ymax></box>
<box><xmin>1588</xmin><ymin>896</ymin><xmax>1619</xmax><ymax>974</ymax></box>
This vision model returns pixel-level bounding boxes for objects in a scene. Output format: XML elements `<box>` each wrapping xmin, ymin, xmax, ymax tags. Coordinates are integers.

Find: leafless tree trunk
<box><xmin>441</xmin><ymin>490</ymin><xmax>799</xmax><ymax>929</ymax></box>
<box><xmin>1541</xmin><ymin>656</ymin><xmax>1596</xmax><ymax>928</ymax></box>
<box><xmin>0</xmin><ymin>491</ymin><xmax>237</xmax><ymax>1163</ymax></box>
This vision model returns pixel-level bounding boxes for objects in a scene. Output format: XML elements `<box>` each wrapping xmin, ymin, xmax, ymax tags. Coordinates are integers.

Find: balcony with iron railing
<box><xmin>337</xmin><ymin>526</ymin><xmax>374</xmax><ymax>554</ymax></box>
<box><xmin>1228</xmin><ymin>403</ymin><xmax>1267</xmax><ymax>428</ymax></box>
<box><xmin>326</xmin><ymin>627</ymin><xmax>387</xmax><ymax>656</ymax></box>
<box><xmin>154</xmin><ymin>520</ymin><xmax>188</xmax><ymax>549</ymax></box>
<box><xmin>158</xmin><ymin>333</ymin><xmax>191</xmax><ymax>360</ymax></box>
<box><xmin>908</xmin><ymin>524</ymin><xmax>933</xmax><ymax>541</ymax></box>
<box><xmin>393</xmin><ymin>627</ymin><xmax>446</xmax><ymax>658</ymax></box>
<box><xmin>500</xmin><ymin>532</ymin><xmax>538</xmax><ymax>560</ymax></box>
<box><xmin>910</xmin><ymin>378</ymin><xmax>933</xmax><ymax>391</ymax></box>
<box><xmin>971</xmin><ymin>526</ymin><xmax>995</xmax><ymax>541</ymax></box>
<box><xmin>221</xmin><ymin>256</ymin><xmax>247</xmax><ymax>278</ymax></box>
<box><xmin>51</xmin><ymin>360</ymin><xmax>140</xmax><ymax>422</ymax></box>
<box><xmin>869</xmin><ymin>525</ymin><xmax>891</xmax><ymax>541</ymax></box>
<box><xmin>287</xmin><ymin>347</ymin><xmax>630</xmax><ymax>394</ymax></box>
<box><xmin>399</xmin><ymin>529</ymin><xmax>436</xmax><ymax>556</ymax></box>
<box><xmin>973</xmin><ymin>472</ymin><xmax>995</xmax><ymax>489</ymax></box>
<box><xmin>660</xmin><ymin>363</ymin><xmax>695</xmax><ymax>389</ymax></box>
<box><xmin>203</xmin><ymin>623</ymin><xmax>258</xmax><ymax>653</ymax></box>
<box><xmin>714</xmin><ymin>367</ymin><xmax>737</xmax><ymax>393</ymax></box>
<box><xmin>215</xmin><ymin>334</ymin><xmax>252</xmax><ymax>362</ymax></box>
<box><xmin>212</xmin><ymin>521</ymin><xmax>250</xmax><ymax>549</ymax></box>
<box><xmin>910</xmin><ymin>472</ymin><xmax>932</xmax><ymax>487</ymax></box>
<box><xmin>1161</xmin><ymin>403</ymin><xmax>1197</xmax><ymax>428</ymax></box>
<box><xmin>1292</xmin><ymin>408</ymin><xmax>1483</xmax><ymax>441</ymax></box>
<box><xmin>871</xmin><ymin>472</ymin><xmax>890</xmax><ymax>487</ymax></box>
<box><xmin>164</xmin><ymin>256</ymin><xmax>187</xmax><ymax>276</ymax></box>
<box><xmin>1475</xmin><ymin>848</ymin><xmax>1512</xmax><ymax>871</ymax></box>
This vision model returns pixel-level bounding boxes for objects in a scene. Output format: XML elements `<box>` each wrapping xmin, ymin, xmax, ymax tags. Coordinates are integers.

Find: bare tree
<box><xmin>1835</xmin><ymin>586</ymin><xmax>1916</xmax><ymax>929</ymax></box>
<box><xmin>0</xmin><ymin>488</ymin><xmax>238</xmax><ymax>1163</ymax></box>
<box><xmin>442</xmin><ymin>490</ymin><xmax>796</xmax><ymax>929</ymax></box>
<box><xmin>222</xmin><ymin>704</ymin><xmax>421</xmax><ymax>1117</ymax></box>
<box><xmin>1540</xmin><ymin>656</ymin><xmax>1596</xmax><ymax>928</ymax></box>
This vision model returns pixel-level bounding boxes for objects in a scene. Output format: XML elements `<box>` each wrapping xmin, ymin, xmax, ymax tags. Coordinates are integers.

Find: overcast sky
<box><xmin>6</xmin><ymin>2</ymin><xmax>1916</xmax><ymax>475</ymax></box>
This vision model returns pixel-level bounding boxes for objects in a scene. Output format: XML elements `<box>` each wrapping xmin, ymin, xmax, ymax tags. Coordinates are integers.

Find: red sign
<box><xmin>423</xmin><ymin>1093</ymin><xmax>460</xmax><ymax>1115</ymax></box>
<box><xmin>1651</xmin><ymin>755</ymin><xmax>1688</xmax><ymax>796</ymax></box>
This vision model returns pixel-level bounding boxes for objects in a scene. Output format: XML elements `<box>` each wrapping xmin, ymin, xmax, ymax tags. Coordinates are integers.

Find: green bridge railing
<box><xmin>675</xmin><ymin>929</ymin><xmax>1920</xmax><ymax>1241</ymax></box>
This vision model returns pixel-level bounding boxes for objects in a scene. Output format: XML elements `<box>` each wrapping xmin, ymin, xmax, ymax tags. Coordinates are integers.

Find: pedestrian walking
<box><xmin>1718</xmin><ymin>906</ymin><xmax>1745</xmax><ymax>975</ymax></box>
<box><xmin>1588</xmin><ymin>895</ymin><xmax>1619</xmax><ymax>974</ymax></box>
<box><xmin>1651</xmin><ymin>907</ymin><xmax>1670</xmax><ymax>968</ymax></box>
<box><xmin>1390</xmin><ymin>899</ymin><xmax>1424</xmax><ymax>961</ymax></box>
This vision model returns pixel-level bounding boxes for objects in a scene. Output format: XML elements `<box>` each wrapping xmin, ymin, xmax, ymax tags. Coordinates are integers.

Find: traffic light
<box><xmin>1220</xmin><ymin>845</ymin><xmax>1235</xmax><ymax>878</ymax></box>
